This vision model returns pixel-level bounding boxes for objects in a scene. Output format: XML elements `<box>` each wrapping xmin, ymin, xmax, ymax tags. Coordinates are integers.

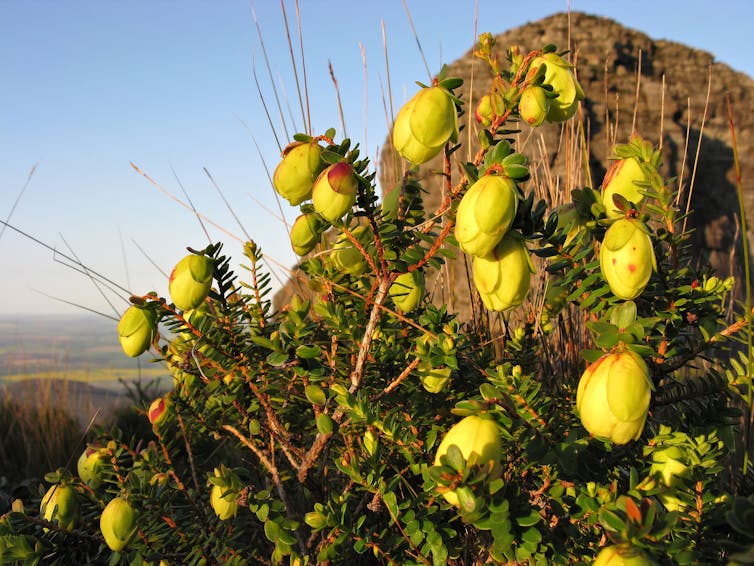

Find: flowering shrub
<box><xmin>1</xmin><ymin>34</ymin><xmax>753</xmax><ymax>566</ymax></box>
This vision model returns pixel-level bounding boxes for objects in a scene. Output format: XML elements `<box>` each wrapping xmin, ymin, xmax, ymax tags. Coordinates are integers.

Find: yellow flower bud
<box><xmin>576</xmin><ymin>350</ymin><xmax>651</xmax><ymax>445</ymax></box>
<box><xmin>600</xmin><ymin>219</ymin><xmax>656</xmax><ymax>300</ymax></box>
<box><xmin>169</xmin><ymin>253</ymin><xmax>214</xmax><ymax>311</ymax></box>
<box><xmin>455</xmin><ymin>174</ymin><xmax>518</xmax><ymax>258</ymax></box>
<box><xmin>518</xmin><ymin>86</ymin><xmax>549</xmax><ymax>127</ymax></box>
<box><xmin>77</xmin><ymin>444</ymin><xmax>109</xmax><ymax>489</ymax></box>
<box><xmin>40</xmin><ymin>485</ymin><xmax>78</xmax><ymax>530</ymax></box>
<box><xmin>210</xmin><ymin>485</ymin><xmax>238</xmax><ymax>521</ymax></box>
<box><xmin>393</xmin><ymin>86</ymin><xmax>457</xmax><ymax>165</ymax></box>
<box><xmin>100</xmin><ymin>497</ymin><xmax>137</xmax><ymax>552</ymax></box>
<box><xmin>272</xmin><ymin>140</ymin><xmax>323</xmax><ymax>206</ymax></box>
<box><xmin>530</xmin><ymin>52</ymin><xmax>584</xmax><ymax>122</ymax></box>
<box><xmin>593</xmin><ymin>545</ymin><xmax>651</xmax><ymax>566</ymax></box>
<box><xmin>434</xmin><ymin>415</ymin><xmax>502</xmax><ymax>506</ymax></box>
<box><xmin>209</xmin><ymin>467</ymin><xmax>241</xmax><ymax>521</ymax></box>
<box><xmin>331</xmin><ymin>226</ymin><xmax>370</xmax><ymax>276</ymax></box>
<box><xmin>602</xmin><ymin>157</ymin><xmax>649</xmax><ymax>218</ymax></box>
<box><xmin>290</xmin><ymin>213</ymin><xmax>324</xmax><ymax>256</ymax></box>
<box><xmin>117</xmin><ymin>305</ymin><xmax>156</xmax><ymax>358</ymax></box>
<box><xmin>389</xmin><ymin>271</ymin><xmax>424</xmax><ymax>313</ymax></box>
<box><xmin>311</xmin><ymin>162</ymin><xmax>358</xmax><ymax>223</ymax></box>
<box><xmin>472</xmin><ymin>235</ymin><xmax>533</xmax><ymax>312</ymax></box>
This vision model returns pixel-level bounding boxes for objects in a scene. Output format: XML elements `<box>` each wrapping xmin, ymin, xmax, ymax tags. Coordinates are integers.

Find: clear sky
<box><xmin>2</xmin><ymin>0</ymin><xmax>752</xmax><ymax>318</ymax></box>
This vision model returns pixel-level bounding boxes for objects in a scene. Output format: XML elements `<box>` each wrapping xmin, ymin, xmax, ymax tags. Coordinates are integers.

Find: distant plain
<box><xmin>0</xmin><ymin>314</ymin><xmax>169</xmax><ymax>424</ymax></box>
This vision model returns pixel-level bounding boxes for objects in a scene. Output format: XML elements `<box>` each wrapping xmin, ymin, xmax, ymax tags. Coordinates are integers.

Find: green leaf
<box><xmin>296</xmin><ymin>344</ymin><xmax>322</xmax><ymax>359</ymax></box>
<box><xmin>382</xmin><ymin>491</ymin><xmax>398</xmax><ymax>517</ymax></box>
<box><xmin>502</xmin><ymin>163</ymin><xmax>529</xmax><ymax>180</ymax></box>
<box><xmin>516</xmin><ymin>510</ymin><xmax>542</xmax><ymax>527</ymax></box>
<box><xmin>266</xmin><ymin>351</ymin><xmax>289</xmax><ymax>366</ymax></box>
<box><xmin>455</xmin><ymin>486</ymin><xmax>477</xmax><ymax>513</ymax></box>
<box><xmin>316</xmin><ymin>413</ymin><xmax>334</xmax><ymax>434</ymax></box>
<box><xmin>321</xmin><ymin>150</ymin><xmax>343</xmax><ymax>164</ymax></box>
<box><xmin>305</xmin><ymin>384</ymin><xmax>327</xmax><ymax>406</ymax></box>
<box><xmin>480</xmin><ymin>383</ymin><xmax>500</xmax><ymax>400</ymax></box>
<box><xmin>438</xmin><ymin>77</ymin><xmax>463</xmax><ymax>90</ymax></box>
<box><xmin>443</xmin><ymin>444</ymin><xmax>465</xmax><ymax>472</ymax></box>
<box><xmin>521</xmin><ymin>527</ymin><xmax>542</xmax><ymax>544</ymax></box>
<box><xmin>610</xmin><ymin>300</ymin><xmax>637</xmax><ymax>328</ymax></box>
<box><xmin>599</xmin><ymin>508</ymin><xmax>626</xmax><ymax>533</ymax></box>
<box><xmin>264</xmin><ymin>519</ymin><xmax>280</xmax><ymax>543</ymax></box>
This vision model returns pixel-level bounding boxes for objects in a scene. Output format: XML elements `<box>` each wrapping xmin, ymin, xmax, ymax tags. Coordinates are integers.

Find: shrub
<box><xmin>2</xmin><ymin>34</ymin><xmax>753</xmax><ymax>566</ymax></box>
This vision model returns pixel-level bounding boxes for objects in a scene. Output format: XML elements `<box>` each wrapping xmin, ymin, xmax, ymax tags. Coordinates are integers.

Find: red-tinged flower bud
<box><xmin>169</xmin><ymin>253</ymin><xmax>214</xmax><ymax>311</ymax></box>
<box><xmin>272</xmin><ymin>140</ymin><xmax>324</xmax><ymax>206</ymax></box>
<box><xmin>290</xmin><ymin>213</ymin><xmax>324</xmax><ymax>256</ymax></box>
<box><xmin>593</xmin><ymin>544</ymin><xmax>651</xmax><ymax>566</ymax></box>
<box><xmin>576</xmin><ymin>350</ymin><xmax>651</xmax><ymax>445</ymax></box>
<box><xmin>455</xmin><ymin>174</ymin><xmax>518</xmax><ymax>257</ymax></box>
<box><xmin>602</xmin><ymin>157</ymin><xmax>649</xmax><ymax>218</ymax></box>
<box><xmin>393</xmin><ymin>86</ymin><xmax>457</xmax><ymax>165</ymax></box>
<box><xmin>148</xmin><ymin>396</ymin><xmax>170</xmax><ymax>428</ymax></box>
<box><xmin>40</xmin><ymin>485</ymin><xmax>78</xmax><ymax>530</ymax></box>
<box><xmin>433</xmin><ymin>415</ymin><xmax>502</xmax><ymax>506</ymax></box>
<box><xmin>518</xmin><ymin>85</ymin><xmax>550</xmax><ymax>127</ymax></box>
<box><xmin>475</xmin><ymin>94</ymin><xmax>493</xmax><ymax>127</ymax></box>
<box><xmin>77</xmin><ymin>444</ymin><xmax>109</xmax><ymax>488</ymax></box>
<box><xmin>100</xmin><ymin>497</ymin><xmax>137</xmax><ymax>552</ymax></box>
<box><xmin>117</xmin><ymin>306</ymin><xmax>156</xmax><ymax>358</ymax></box>
<box><xmin>472</xmin><ymin>235</ymin><xmax>533</xmax><ymax>312</ymax></box>
<box><xmin>312</xmin><ymin>162</ymin><xmax>358</xmax><ymax>223</ymax></box>
<box><xmin>331</xmin><ymin>226</ymin><xmax>370</xmax><ymax>276</ymax></box>
<box><xmin>530</xmin><ymin>52</ymin><xmax>584</xmax><ymax>122</ymax></box>
<box><xmin>389</xmin><ymin>271</ymin><xmax>424</xmax><ymax>313</ymax></box>
<box><xmin>600</xmin><ymin>219</ymin><xmax>656</xmax><ymax>300</ymax></box>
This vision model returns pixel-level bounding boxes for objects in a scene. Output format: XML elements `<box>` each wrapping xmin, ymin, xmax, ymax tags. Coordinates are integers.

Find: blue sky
<box><xmin>2</xmin><ymin>0</ymin><xmax>752</xmax><ymax>317</ymax></box>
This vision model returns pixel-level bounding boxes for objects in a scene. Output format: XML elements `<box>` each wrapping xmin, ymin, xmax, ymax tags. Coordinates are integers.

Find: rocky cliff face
<box><xmin>279</xmin><ymin>12</ymin><xmax>754</xmax><ymax>316</ymax></box>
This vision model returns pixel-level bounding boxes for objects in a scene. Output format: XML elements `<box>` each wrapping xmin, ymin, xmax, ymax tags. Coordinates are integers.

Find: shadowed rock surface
<box><xmin>279</xmin><ymin>12</ymin><xmax>754</xmax><ymax>318</ymax></box>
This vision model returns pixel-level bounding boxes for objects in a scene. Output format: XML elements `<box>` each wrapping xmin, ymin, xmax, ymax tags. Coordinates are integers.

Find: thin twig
<box><xmin>0</xmin><ymin>162</ymin><xmax>37</xmax><ymax>243</ymax></box>
<box><xmin>204</xmin><ymin>167</ymin><xmax>252</xmax><ymax>242</ymax></box>
<box><xmin>631</xmin><ymin>49</ymin><xmax>642</xmax><ymax>135</ymax></box>
<box><xmin>295</xmin><ymin>0</ymin><xmax>312</xmax><ymax>134</ymax></box>
<box><xmin>171</xmin><ymin>164</ymin><xmax>212</xmax><ymax>245</ymax></box>
<box><xmin>251</xmin><ymin>2</ymin><xmax>290</xmax><ymax>141</ymax></box>
<box><xmin>131</xmin><ymin>238</ymin><xmax>169</xmax><ymax>278</ymax></box>
<box><xmin>130</xmin><ymin>162</ymin><xmax>243</xmax><ymax>244</ymax></box>
<box><xmin>177</xmin><ymin>411</ymin><xmax>200</xmax><ymax>491</ymax></box>
<box><xmin>683</xmin><ymin>63</ymin><xmax>713</xmax><ymax>233</ymax></box>
<box><xmin>329</xmin><ymin>61</ymin><xmax>347</xmax><ymax>138</ymax></box>
<box><xmin>59</xmin><ymin>233</ymin><xmax>120</xmax><ymax>317</ymax></box>
<box><xmin>279</xmin><ymin>0</ymin><xmax>306</xmax><ymax>133</ymax></box>
<box><xmin>223</xmin><ymin>424</ymin><xmax>307</xmax><ymax>554</ymax></box>
<box><xmin>0</xmin><ymin>219</ymin><xmax>133</xmax><ymax>296</ymax></box>
<box><xmin>401</xmin><ymin>0</ymin><xmax>431</xmax><ymax>82</ymax></box>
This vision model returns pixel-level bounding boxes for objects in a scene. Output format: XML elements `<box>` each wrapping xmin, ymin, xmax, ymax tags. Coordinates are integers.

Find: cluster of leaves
<box><xmin>2</xmin><ymin>35</ymin><xmax>754</xmax><ymax>566</ymax></box>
